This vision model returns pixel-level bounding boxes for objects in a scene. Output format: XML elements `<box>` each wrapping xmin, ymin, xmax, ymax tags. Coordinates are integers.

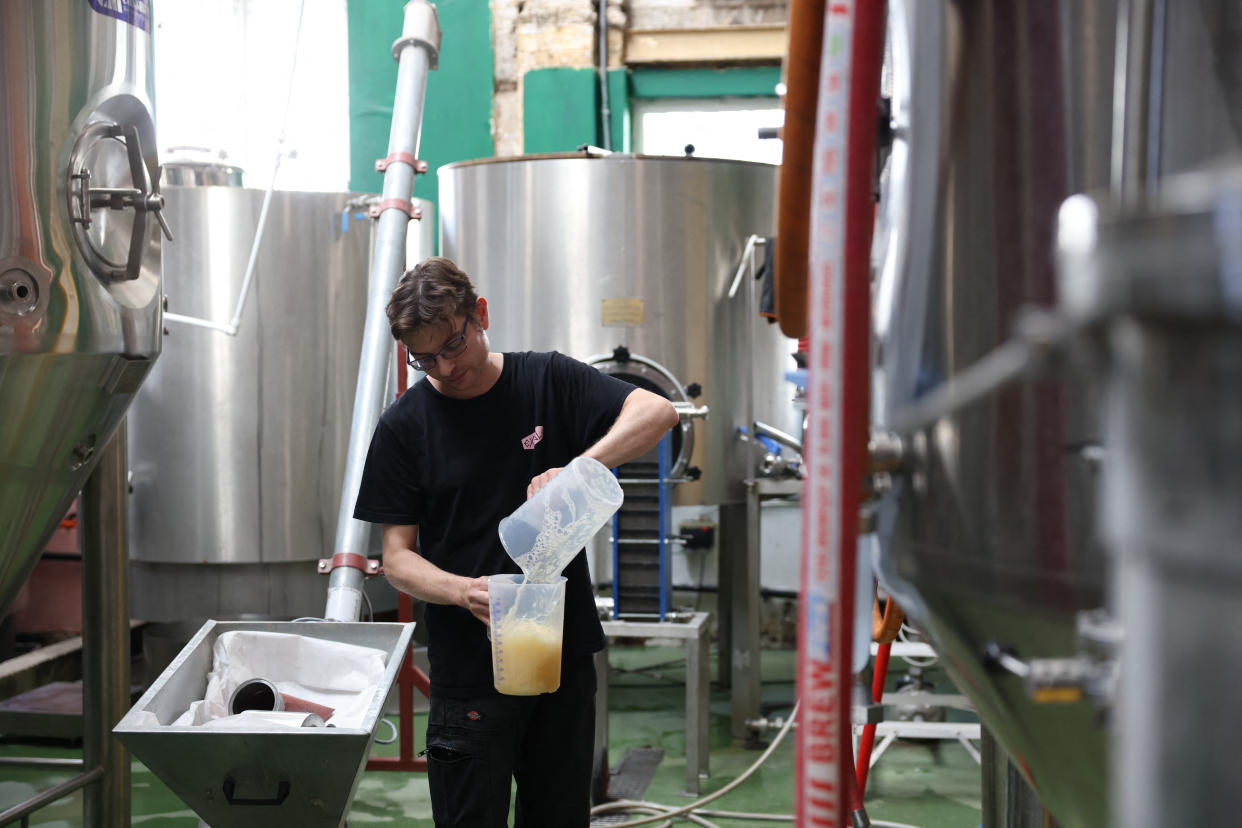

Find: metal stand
<box><xmin>724</xmin><ymin>477</ymin><xmax>800</xmax><ymax>743</ymax></box>
<box><xmin>981</xmin><ymin>727</ymin><xmax>1054</xmax><ymax>828</ymax></box>
<box><xmin>0</xmin><ymin>425</ymin><xmax>134</xmax><ymax>827</ymax></box>
<box><xmin>365</xmin><ymin>592</ymin><xmax>431</xmax><ymax>773</ymax></box>
<box><xmin>595</xmin><ymin>612</ymin><xmax>711</xmax><ymax>795</ymax></box>
<box><xmin>853</xmin><ymin>641</ymin><xmax>980</xmax><ymax>772</ymax></box>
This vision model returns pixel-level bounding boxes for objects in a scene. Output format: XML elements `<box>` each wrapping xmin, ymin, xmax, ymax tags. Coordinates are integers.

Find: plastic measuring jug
<box><xmin>498</xmin><ymin>456</ymin><xmax>624</xmax><ymax>583</ymax></box>
<box><xmin>488</xmin><ymin>574</ymin><xmax>567</xmax><ymax>695</ymax></box>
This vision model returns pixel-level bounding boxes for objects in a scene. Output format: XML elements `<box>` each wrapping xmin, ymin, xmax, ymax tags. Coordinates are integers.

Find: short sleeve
<box><xmin>353</xmin><ymin>417</ymin><xmax>424</xmax><ymax>525</ymax></box>
<box><xmin>548</xmin><ymin>351</ymin><xmax>636</xmax><ymax>448</ymax></box>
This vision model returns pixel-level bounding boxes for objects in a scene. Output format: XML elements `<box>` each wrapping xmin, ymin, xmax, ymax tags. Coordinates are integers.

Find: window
<box><xmin>633</xmin><ymin>97</ymin><xmax>784</xmax><ymax>164</ymax></box>
<box><xmin>152</xmin><ymin>0</ymin><xmax>350</xmax><ymax>192</ymax></box>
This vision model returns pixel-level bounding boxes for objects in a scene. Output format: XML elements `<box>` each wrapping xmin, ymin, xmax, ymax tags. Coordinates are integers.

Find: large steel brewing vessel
<box><xmin>873</xmin><ymin>2</ymin><xmax>1242</xmax><ymax>826</ymax></box>
<box><xmin>0</xmin><ymin>2</ymin><xmax>165</xmax><ymax>617</ymax></box>
<box><xmin>438</xmin><ymin>154</ymin><xmax>795</xmax><ymax>506</ymax></box>
<box><xmin>126</xmin><ymin>187</ymin><xmax>429</xmax><ymax>623</ymax></box>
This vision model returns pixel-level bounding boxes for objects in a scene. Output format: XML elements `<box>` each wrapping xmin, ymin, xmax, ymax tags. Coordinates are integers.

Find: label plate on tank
<box><xmin>601</xmin><ymin>298</ymin><xmax>645</xmax><ymax>327</ymax></box>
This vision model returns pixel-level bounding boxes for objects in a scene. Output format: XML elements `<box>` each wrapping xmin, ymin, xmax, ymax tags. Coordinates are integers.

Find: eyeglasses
<box><xmin>407</xmin><ymin>316</ymin><xmax>470</xmax><ymax>372</ymax></box>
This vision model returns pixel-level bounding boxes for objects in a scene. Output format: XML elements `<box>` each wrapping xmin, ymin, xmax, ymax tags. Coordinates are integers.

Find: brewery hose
<box><xmin>588</xmin><ymin>700</ymin><xmax>800</xmax><ymax>827</ymax></box>
<box><xmin>586</xmin><ymin>699</ymin><xmax>917</xmax><ymax>828</ymax></box>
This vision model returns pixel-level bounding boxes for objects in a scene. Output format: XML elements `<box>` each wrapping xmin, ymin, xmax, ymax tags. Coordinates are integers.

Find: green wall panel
<box><xmin>607</xmin><ymin>67</ymin><xmax>629</xmax><ymax>152</ymax></box>
<box><xmin>347</xmin><ymin>0</ymin><xmax>493</xmax><ymax>248</ymax></box>
<box><xmin>521</xmin><ymin>66</ymin><xmax>780</xmax><ymax>155</ymax></box>
<box><xmin>522</xmin><ymin>67</ymin><xmax>601</xmax><ymax>154</ymax></box>
<box><xmin>629</xmin><ymin>66</ymin><xmax>782</xmax><ymax>99</ymax></box>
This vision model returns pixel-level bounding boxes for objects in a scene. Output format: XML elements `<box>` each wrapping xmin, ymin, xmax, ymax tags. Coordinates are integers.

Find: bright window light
<box><xmin>152</xmin><ymin>0</ymin><xmax>350</xmax><ymax>192</ymax></box>
<box><xmin>634</xmin><ymin>98</ymin><xmax>784</xmax><ymax>165</ymax></box>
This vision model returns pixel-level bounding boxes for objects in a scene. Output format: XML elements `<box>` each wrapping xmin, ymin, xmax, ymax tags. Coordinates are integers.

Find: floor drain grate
<box><xmin>590</xmin><ymin>747</ymin><xmax>666</xmax><ymax>826</ymax></box>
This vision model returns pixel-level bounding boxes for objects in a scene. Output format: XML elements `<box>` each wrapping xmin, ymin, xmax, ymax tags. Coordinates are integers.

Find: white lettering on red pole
<box><xmin>796</xmin><ymin>1</ymin><xmax>854</xmax><ymax>825</ymax></box>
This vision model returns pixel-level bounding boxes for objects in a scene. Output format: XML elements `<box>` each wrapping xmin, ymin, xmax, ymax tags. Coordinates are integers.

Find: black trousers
<box><xmin>425</xmin><ymin>654</ymin><xmax>597</xmax><ymax>827</ymax></box>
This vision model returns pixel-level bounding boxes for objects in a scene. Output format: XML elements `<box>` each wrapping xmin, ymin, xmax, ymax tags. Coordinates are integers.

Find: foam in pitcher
<box><xmin>510</xmin><ymin>460</ymin><xmax>622</xmax><ymax>582</ymax></box>
<box><xmin>519</xmin><ymin>492</ymin><xmax>603</xmax><ymax>582</ymax></box>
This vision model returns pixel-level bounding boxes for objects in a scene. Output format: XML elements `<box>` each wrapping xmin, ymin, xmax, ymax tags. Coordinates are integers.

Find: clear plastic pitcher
<box><xmin>488</xmin><ymin>574</ymin><xmax>567</xmax><ymax>696</ymax></box>
<box><xmin>498</xmin><ymin>456</ymin><xmax>624</xmax><ymax>583</ymax></box>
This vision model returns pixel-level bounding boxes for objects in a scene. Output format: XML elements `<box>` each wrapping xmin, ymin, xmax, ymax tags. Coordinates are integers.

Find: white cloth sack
<box><xmin>172</xmin><ymin>630</ymin><xmax>389</xmax><ymax>730</ymax></box>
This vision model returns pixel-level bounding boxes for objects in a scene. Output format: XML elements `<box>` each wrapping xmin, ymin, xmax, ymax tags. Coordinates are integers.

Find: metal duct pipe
<box><xmin>324</xmin><ymin>0</ymin><xmax>440</xmax><ymax>622</ymax></box>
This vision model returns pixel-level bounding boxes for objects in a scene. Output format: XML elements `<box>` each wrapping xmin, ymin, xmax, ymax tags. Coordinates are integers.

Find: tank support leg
<box><xmin>82</xmin><ymin>422</ymin><xmax>131</xmax><ymax>828</ymax></box>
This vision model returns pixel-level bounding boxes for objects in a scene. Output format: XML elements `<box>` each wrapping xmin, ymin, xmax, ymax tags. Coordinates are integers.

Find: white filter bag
<box><xmin>173</xmin><ymin>630</ymin><xmax>389</xmax><ymax>730</ymax></box>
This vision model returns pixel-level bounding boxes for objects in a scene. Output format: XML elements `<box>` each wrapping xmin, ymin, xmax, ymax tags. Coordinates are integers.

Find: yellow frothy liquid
<box><xmin>492</xmin><ymin>620</ymin><xmax>563</xmax><ymax>695</ymax></box>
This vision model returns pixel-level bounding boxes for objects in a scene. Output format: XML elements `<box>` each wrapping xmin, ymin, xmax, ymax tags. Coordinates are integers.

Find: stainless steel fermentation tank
<box><xmin>1</xmin><ymin>4</ymin><xmax>162</xmax><ymax>823</ymax></box>
<box><xmin>438</xmin><ymin>154</ymin><xmax>796</xmax><ymax>507</ymax></box>
<box><xmin>873</xmin><ymin>2</ymin><xmax>1242</xmax><ymax>827</ymax></box>
<box><xmin>126</xmin><ymin>186</ymin><xmax>432</xmax><ymax>623</ymax></box>
<box><xmin>0</xmin><ymin>1</ymin><xmax>165</xmax><ymax>619</ymax></box>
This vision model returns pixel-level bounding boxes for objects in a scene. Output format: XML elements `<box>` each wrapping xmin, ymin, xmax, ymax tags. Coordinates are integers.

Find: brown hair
<box><xmin>386</xmin><ymin>256</ymin><xmax>480</xmax><ymax>341</ymax></box>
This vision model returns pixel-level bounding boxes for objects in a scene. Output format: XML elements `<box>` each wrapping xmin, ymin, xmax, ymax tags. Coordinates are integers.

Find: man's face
<box><xmin>405</xmin><ymin>299</ymin><xmax>491</xmax><ymax>397</ymax></box>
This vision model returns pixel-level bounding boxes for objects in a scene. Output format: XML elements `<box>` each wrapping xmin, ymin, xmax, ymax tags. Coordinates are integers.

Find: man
<box><xmin>353</xmin><ymin>256</ymin><xmax>678</xmax><ymax>827</ymax></box>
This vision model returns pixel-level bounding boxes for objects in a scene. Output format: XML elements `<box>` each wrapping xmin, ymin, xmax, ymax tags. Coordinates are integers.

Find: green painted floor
<box><xmin>0</xmin><ymin>647</ymin><xmax>982</xmax><ymax>827</ymax></box>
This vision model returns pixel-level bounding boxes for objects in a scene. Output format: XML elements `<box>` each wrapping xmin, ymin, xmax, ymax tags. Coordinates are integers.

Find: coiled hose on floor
<box><xmin>588</xmin><ymin>700</ymin><xmax>926</xmax><ymax>828</ymax></box>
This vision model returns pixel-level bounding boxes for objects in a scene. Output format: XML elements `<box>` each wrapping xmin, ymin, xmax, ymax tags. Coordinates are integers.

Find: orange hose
<box><xmin>773</xmin><ymin>0</ymin><xmax>826</xmax><ymax>339</ymax></box>
<box><xmin>872</xmin><ymin>595</ymin><xmax>905</xmax><ymax>644</ymax></box>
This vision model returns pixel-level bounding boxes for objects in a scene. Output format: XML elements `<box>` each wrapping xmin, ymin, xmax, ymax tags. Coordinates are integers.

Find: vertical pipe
<box><xmin>1143</xmin><ymin>0</ymin><xmax>1166</xmax><ymax>190</ymax></box>
<box><xmin>81</xmin><ymin>422</ymin><xmax>130</xmax><ymax>828</ymax></box>
<box><xmin>325</xmin><ymin>0</ymin><xmax>440</xmax><ymax>621</ymax></box>
<box><xmin>716</xmin><ymin>502</ymin><xmax>735</xmax><ymax>687</ymax></box>
<box><xmin>1110</xmin><ymin>0</ymin><xmax>1154</xmax><ymax>204</ymax></box>
<box><xmin>732</xmin><ymin>234</ymin><xmax>762</xmax><ymax>740</ymax></box>
<box><xmin>598</xmin><ymin>0</ymin><xmax>613</xmax><ymax>151</ymax></box>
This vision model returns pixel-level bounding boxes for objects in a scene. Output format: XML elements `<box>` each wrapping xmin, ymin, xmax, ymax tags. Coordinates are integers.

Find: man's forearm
<box><xmin>381</xmin><ymin>524</ymin><xmax>491</xmax><ymax>623</ymax></box>
<box><xmin>385</xmin><ymin>551</ymin><xmax>470</xmax><ymax>607</ymax></box>
<box><xmin>381</xmin><ymin>526</ymin><xmax>469</xmax><ymax>607</ymax></box>
<box><xmin>583</xmin><ymin>388</ymin><xmax>680</xmax><ymax>469</ymax></box>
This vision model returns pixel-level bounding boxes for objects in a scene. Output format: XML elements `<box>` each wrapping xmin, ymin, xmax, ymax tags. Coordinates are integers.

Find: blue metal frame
<box><xmin>611</xmin><ymin>469</ymin><xmax>621</xmax><ymax>617</ymax></box>
<box><xmin>657</xmin><ymin>432</ymin><xmax>670</xmax><ymax>619</ymax></box>
<box><xmin>611</xmin><ymin>432</ymin><xmax>674</xmax><ymax>619</ymax></box>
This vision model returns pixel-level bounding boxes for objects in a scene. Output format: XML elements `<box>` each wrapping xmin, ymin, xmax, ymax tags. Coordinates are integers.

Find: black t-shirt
<box><xmin>353</xmin><ymin>350</ymin><xmax>635</xmax><ymax>697</ymax></box>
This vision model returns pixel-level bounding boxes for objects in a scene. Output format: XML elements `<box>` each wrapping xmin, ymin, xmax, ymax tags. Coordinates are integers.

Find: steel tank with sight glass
<box><xmin>124</xmin><ymin>182</ymin><xmax>433</xmax><ymax>624</ymax></box>
<box><xmin>437</xmin><ymin>153</ymin><xmax>797</xmax><ymax>507</ymax></box>
<box><xmin>873</xmin><ymin>2</ymin><xmax>1242</xmax><ymax>826</ymax></box>
<box><xmin>0</xmin><ymin>1</ymin><xmax>165</xmax><ymax>618</ymax></box>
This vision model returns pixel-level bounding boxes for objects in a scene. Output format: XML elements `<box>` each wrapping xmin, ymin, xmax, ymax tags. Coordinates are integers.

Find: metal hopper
<box><xmin>114</xmin><ymin>620</ymin><xmax>414</xmax><ymax>828</ymax></box>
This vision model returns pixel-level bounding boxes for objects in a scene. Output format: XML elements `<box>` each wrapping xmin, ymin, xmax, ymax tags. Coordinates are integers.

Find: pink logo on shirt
<box><xmin>521</xmin><ymin>425</ymin><xmax>544</xmax><ymax>450</ymax></box>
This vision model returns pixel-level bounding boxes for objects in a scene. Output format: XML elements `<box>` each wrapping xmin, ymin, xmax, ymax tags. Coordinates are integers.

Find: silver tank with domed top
<box><xmin>437</xmin><ymin>152</ymin><xmax>798</xmax><ymax>508</ymax></box>
<box><xmin>123</xmin><ymin>183</ymin><xmax>397</xmax><ymax>622</ymax></box>
<box><xmin>437</xmin><ymin>151</ymin><xmax>794</xmax><ymax>733</ymax></box>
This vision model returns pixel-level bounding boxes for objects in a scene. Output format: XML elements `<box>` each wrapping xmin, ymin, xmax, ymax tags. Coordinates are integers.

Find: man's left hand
<box><xmin>526</xmin><ymin>467</ymin><xmax>563</xmax><ymax>499</ymax></box>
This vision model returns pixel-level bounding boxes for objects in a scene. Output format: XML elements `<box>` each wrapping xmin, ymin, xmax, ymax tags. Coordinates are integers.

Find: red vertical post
<box><xmin>795</xmin><ymin>1</ymin><xmax>887</xmax><ymax>824</ymax></box>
